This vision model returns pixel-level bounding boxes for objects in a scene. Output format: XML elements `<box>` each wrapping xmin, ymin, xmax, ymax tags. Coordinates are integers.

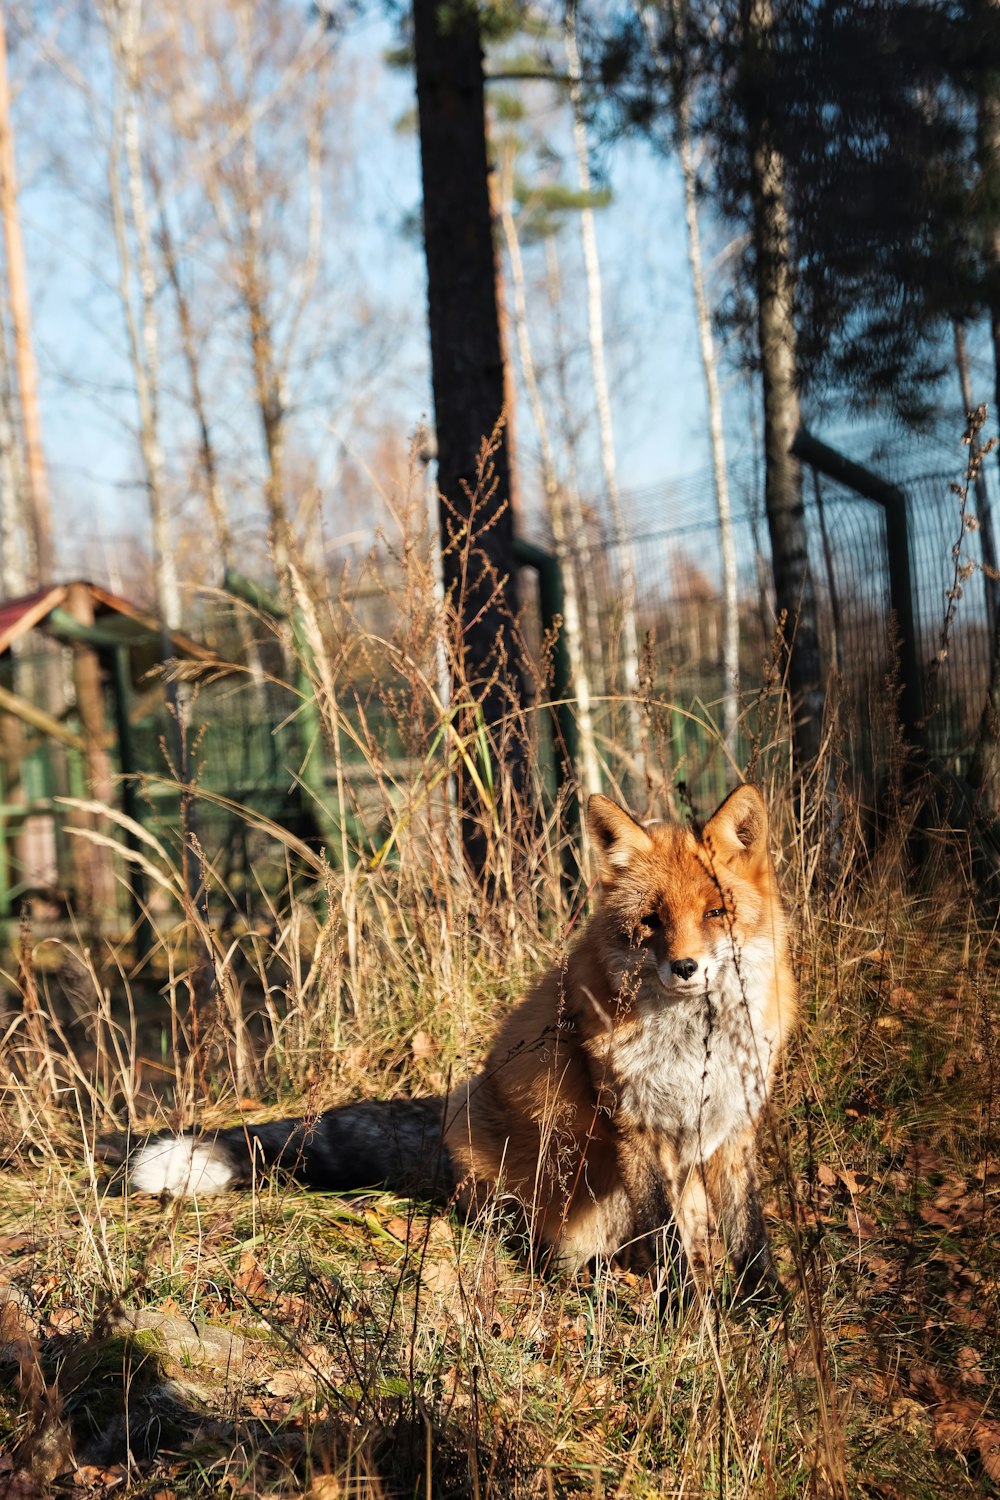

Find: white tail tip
<box><xmin>129</xmin><ymin>1137</ymin><xmax>234</xmax><ymax>1197</ymax></box>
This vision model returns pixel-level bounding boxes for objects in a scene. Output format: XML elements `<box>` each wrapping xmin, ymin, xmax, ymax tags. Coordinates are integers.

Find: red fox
<box><xmin>126</xmin><ymin>785</ymin><xmax>797</xmax><ymax>1298</ymax></box>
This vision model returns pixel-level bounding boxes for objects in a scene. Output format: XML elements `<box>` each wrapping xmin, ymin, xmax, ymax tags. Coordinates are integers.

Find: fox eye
<box><xmin>705</xmin><ymin>906</ymin><xmax>725</xmax><ymax>921</ymax></box>
<box><xmin>640</xmin><ymin>911</ymin><xmax>663</xmax><ymax>932</ymax></box>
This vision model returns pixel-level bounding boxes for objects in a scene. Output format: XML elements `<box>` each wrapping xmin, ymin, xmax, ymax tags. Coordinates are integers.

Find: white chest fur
<box><xmin>601</xmin><ymin>946</ymin><xmax>779</xmax><ymax>1168</ymax></box>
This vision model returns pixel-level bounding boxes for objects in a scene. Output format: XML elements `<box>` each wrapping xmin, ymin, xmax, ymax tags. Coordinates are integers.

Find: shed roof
<box><xmin>0</xmin><ymin>582</ymin><xmax>215</xmax><ymax>664</ymax></box>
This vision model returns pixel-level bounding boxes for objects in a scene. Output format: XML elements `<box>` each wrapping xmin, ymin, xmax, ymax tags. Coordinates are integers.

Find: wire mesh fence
<box><xmin>568</xmin><ymin>454</ymin><xmax>999</xmax><ymax>801</ymax></box>
<box><xmin>0</xmin><ymin>450</ymin><xmax>995</xmax><ymax>935</ymax></box>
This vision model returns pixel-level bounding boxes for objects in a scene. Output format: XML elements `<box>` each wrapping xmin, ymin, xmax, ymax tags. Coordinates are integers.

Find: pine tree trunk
<box><xmin>967</xmin><ymin>309</ymin><xmax>1000</xmax><ymax>804</ymax></box>
<box><xmin>741</xmin><ymin>0</ymin><xmax>822</xmax><ymax>771</ymax></box>
<box><xmin>413</xmin><ymin>0</ymin><xmax>527</xmax><ymax>879</ymax></box>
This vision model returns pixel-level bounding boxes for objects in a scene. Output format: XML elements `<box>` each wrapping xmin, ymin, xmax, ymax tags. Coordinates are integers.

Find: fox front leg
<box><xmin>707</xmin><ymin>1134</ymin><xmax>785</xmax><ymax>1304</ymax></box>
<box><xmin>617</xmin><ymin>1132</ymin><xmax>693</xmax><ymax>1311</ymax></box>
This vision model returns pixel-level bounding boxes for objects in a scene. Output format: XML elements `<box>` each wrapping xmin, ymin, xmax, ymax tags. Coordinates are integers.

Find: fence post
<box><xmin>791</xmin><ymin>428</ymin><xmax>924</xmax><ymax>743</ymax></box>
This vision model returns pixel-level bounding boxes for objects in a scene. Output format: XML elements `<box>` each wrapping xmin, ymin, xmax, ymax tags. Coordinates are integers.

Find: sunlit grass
<box><xmin>0</xmin><ymin>536</ymin><xmax>998</xmax><ymax>1496</ymax></box>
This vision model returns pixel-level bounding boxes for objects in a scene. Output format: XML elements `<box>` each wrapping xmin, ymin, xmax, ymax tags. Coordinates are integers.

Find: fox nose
<box><xmin>671</xmin><ymin>957</ymin><xmax>698</xmax><ymax>981</ymax></box>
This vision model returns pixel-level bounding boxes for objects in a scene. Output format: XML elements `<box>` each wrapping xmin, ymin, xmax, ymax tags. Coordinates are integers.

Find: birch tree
<box><xmin>102</xmin><ymin>0</ymin><xmax>180</xmax><ymax>631</ymax></box>
<box><xmin>637</xmin><ymin>0</ymin><xmax>740</xmax><ymax>751</ymax></box>
<box><xmin>496</xmin><ymin>127</ymin><xmax>602</xmax><ymax>801</ymax></box>
<box><xmin>564</xmin><ymin>0</ymin><xmax>645</xmax><ymax>789</ymax></box>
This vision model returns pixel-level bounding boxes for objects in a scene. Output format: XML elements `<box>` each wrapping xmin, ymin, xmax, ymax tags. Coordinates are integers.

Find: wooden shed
<box><xmin>0</xmin><ymin>580</ymin><xmax>218</xmax><ymax>935</ymax></box>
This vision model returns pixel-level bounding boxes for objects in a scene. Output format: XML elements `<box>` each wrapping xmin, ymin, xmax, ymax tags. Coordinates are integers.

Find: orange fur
<box><xmin>444</xmin><ymin>784</ymin><xmax>797</xmax><ymax>1289</ymax></box>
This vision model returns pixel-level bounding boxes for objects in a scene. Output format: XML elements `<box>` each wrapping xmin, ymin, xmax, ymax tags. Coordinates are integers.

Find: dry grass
<box><xmin>0</xmin><ymin>515</ymin><xmax>998</xmax><ymax>1498</ymax></box>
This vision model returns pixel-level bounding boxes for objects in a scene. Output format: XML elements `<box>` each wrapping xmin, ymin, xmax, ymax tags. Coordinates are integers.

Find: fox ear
<box><xmin>588</xmin><ymin>794</ymin><xmax>653</xmax><ymax>882</ymax></box>
<box><xmin>703</xmin><ymin>784</ymin><xmax>768</xmax><ymax>870</ymax></box>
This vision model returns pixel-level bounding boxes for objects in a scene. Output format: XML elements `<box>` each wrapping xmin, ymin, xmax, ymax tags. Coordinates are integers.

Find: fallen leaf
<box><xmin>235</xmin><ymin>1253</ymin><xmax>267</xmax><ymax>1300</ymax></box>
<box><xmin>904</xmin><ymin>1145</ymin><xmax>944</xmax><ymax>1175</ymax></box>
<box><xmin>950</xmin><ymin>1304</ymin><xmax>988</xmax><ymax>1330</ymax></box>
<box><xmin>47</xmin><ymin>1306</ymin><xmax>82</xmax><ymax>1334</ymax></box>
<box><xmin>957</xmin><ymin>1347</ymin><xmax>986</xmax><ymax>1388</ymax></box>
<box><xmin>420</xmin><ymin>1258</ymin><xmax>461</xmax><ymax>1297</ymax></box>
<box><xmin>71</xmin><ymin>1464</ymin><xmax>127</xmax><ymax>1491</ymax></box>
<box><xmin>0</xmin><ymin>1235</ymin><xmax>34</xmax><ymax>1256</ymax></box>
<box><xmin>918</xmin><ymin>1204</ymin><xmax>954</xmax><ymax>1230</ymax></box>
<box><xmin>267</xmin><ymin>1368</ymin><xmax>319</xmax><ymax>1400</ymax></box>
<box><xmin>847</xmin><ymin>1209</ymin><xmax>879</xmax><ymax>1240</ymax></box>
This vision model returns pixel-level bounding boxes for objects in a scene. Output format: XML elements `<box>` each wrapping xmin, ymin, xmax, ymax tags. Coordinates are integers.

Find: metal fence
<box><xmin>561</xmin><ymin>454</ymin><xmax>998</xmax><ymax>804</ymax></box>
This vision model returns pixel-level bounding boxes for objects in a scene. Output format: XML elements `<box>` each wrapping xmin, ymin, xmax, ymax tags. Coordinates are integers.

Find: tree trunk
<box><xmin>741</xmin><ymin>0</ymin><xmax>822</xmax><ymax>771</ymax></box>
<box><xmin>413</xmin><ymin>0</ymin><xmax>527</xmax><ymax>879</ymax></box>
<box><xmin>954</xmin><ymin>320</ymin><xmax>1000</xmax><ymax>629</ymax></box>
<box><xmin>0</xmin><ymin>7</ymin><xmax>53</xmax><ymax>587</ymax></box>
<box><xmin>498</xmin><ymin>148</ymin><xmax>601</xmax><ymax>804</ymax></box>
<box><xmin>968</xmin><ymin>27</ymin><xmax>1000</xmax><ymax>807</ymax></box>
<box><xmin>564</xmin><ymin>0</ymin><xmax>645</xmax><ymax>789</ymax></box>
<box><xmin>676</xmin><ymin>85</ymin><xmax>740</xmax><ymax>752</ymax></box>
<box><xmin>105</xmin><ymin>0</ymin><xmax>180</xmax><ymax>632</ymax></box>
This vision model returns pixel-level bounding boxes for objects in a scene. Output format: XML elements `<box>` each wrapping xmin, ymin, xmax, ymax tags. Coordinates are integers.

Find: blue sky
<box><xmin>9</xmin><ymin>6</ymin><xmax>731</xmax><ymax>577</ymax></box>
<box><xmin>8</xmin><ymin>2</ymin><xmax>978</xmax><ymax>592</ymax></box>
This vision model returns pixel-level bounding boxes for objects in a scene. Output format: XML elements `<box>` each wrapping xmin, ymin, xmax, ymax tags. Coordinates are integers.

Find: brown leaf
<box><xmin>234</xmin><ymin>1253</ymin><xmax>267</xmax><ymax>1300</ymax></box>
<box><xmin>950</xmin><ymin>1304</ymin><xmax>988</xmax><ymax>1330</ymax></box>
<box><xmin>382</xmin><ymin>1216</ymin><xmax>413</xmax><ymax>1244</ymax></box>
<box><xmin>71</xmin><ymin>1464</ymin><xmax>127</xmax><ymax>1491</ymax></box>
<box><xmin>977</xmin><ymin>1421</ymin><xmax>1000</xmax><ymax>1482</ymax></box>
<box><xmin>0</xmin><ymin>1235</ymin><xmax>34</xmax><ymax>1256</ymax></box>
<box><xmin>909</xmin><ymin>1361</ymin><xmax>951</xmax><ymax>1402</ymax></box>
<box><xmin>48</xmin><ymin>1306</ymin><xmax>82</xmax><ymax>1334</ymax></box>
<box><xmin>904</xmin><ymin>1144</ymin><xmax>944</xmax><ymax>1175</ymax></box>
<box><xmin>957</xmin><ymin>1347</ymin><xmax>986</xmax><ymax>1388</ymax></box>
<box><xmin>420</xmin><ymin>1258</ymin><xmax>461</xmax><ymax>1297</ymax></box>
<box><xmin>847</xmin><ymin>1208</ymin><xmax>879</xmax><ymax>1240</ymax></box>
<box><xmin>267</xmin><ymin>1368</ymin><xmax>318</xmax><ymax>1400</ymax></box>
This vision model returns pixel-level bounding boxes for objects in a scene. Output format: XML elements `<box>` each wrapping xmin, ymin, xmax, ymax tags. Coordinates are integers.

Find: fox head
<box><xmin>586</xmin><ymin>785</ymin><xmax>784</xmax><ymax>999</ymax></box>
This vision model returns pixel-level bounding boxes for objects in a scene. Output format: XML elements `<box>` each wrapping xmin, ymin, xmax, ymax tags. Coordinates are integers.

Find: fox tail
<box><xmin>123</xmin><ymin>1097</ymin><xmax>453</xmax><ymax>1203</ymax></box>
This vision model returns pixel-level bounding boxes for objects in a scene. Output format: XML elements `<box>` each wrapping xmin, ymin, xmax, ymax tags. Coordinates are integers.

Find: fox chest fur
<box><xmin>594</xmin><ymin>943</ymin><xmax>781</xmax><ymax>1168</ymax></box>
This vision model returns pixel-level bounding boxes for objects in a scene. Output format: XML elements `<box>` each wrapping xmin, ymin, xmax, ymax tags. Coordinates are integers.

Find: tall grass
<box><xmin>0</xmin><ymin>498</ymin><xmax>997</xmax><ymax>1497</ymax></box>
